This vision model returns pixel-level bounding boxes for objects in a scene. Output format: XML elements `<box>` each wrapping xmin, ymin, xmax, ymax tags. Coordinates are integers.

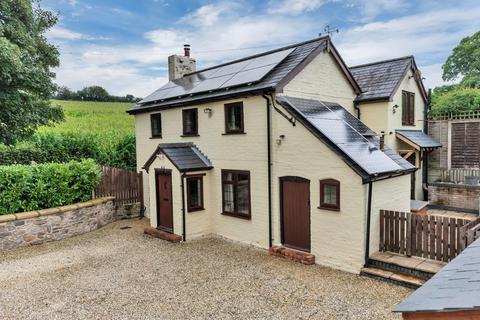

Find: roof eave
<box><xmin>127</xmin><ymin>87</ymin><xmax>276</xmax><ymax>115</ymax></box>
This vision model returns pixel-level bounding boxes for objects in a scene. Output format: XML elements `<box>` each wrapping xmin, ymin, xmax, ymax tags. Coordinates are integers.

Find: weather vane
<box><xmin>319</xmin><ymin>25</ymin><xmax>339</xmax><ymax>37</ymax></box>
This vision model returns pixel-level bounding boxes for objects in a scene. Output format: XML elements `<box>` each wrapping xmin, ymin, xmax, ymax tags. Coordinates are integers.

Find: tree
<box><xmin>56</xmin><ymin>86</ymin><xmax>75</xmax><ymax>100</ymax></box>
<box><xmin>0</xmin><ymin>0</ymin><xmax>64</xmax><ymax>144</ymax></box>
<box><xmin>77</xmin><ymin>85</ymin><xmax>110</xmax><ymax>101</ymax></box>
<box><xmin>442</xmin><ymin>31</ymin><xmax>480</xmax><ymax>87</ymax></box>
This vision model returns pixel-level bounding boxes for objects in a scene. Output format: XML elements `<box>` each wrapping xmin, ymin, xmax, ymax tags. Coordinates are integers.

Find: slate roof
<box><xmin>394</xmin><ymin>238</ymin><xmax>480</xmax><ymax>313</ymax></box>
<box><xmin>276</xmin><ymin>96</ymin><xmax>415</xmax><ymax>180</ymax></box>
<box><xmin>349</xmin><ymin>56</ymin><xmax>413</xmax><ymax>102</ymax></box>
<box><xmin>128</xmin><ymin>37</ymin><xmax>332</xmax><ymax>114</ymax></box>
<box><xmin>396</xmin><ymin>130</ymin><xmax>442</xmax><ymax>149</ymax></box>
<box><xmin>142</xmin><ymin>143</ymin><xmax>213</xmax><ymax>172</ymax></box>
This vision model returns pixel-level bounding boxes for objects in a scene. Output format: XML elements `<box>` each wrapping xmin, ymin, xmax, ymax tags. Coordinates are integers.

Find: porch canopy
<box><xmin>395</xmin><ymin>129</ymin><xmax>441</xmax><ymax>151</ymax></box>
<box><xmin>143</xmin><ymin>143</ymin><xmax>213</xmax><ymax>173</ymax></box>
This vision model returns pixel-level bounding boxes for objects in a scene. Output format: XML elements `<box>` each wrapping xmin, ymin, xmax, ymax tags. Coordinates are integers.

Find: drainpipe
<box><xmin>180</xmin><ymin>172</ymin><xmax>186</xmax><ymax>241</ymax></box>
<box><xmin>354</xmin><ymin>101</ymin><xmax>361</xmax><ymax>120</ymax></box>
<box><xmin>422</xmin><ymin>89</ymin><xmax>432</xmax><ymax>200</ymax></box>
<box><xmin>364</xmin><ymin>181</ymin><xmax>373</xmax><ymax>266</ymax></box>
<box><xmin>262</xmin><ymin>94</ymin><xmax>273</xmax><ymax>248</ymax></box>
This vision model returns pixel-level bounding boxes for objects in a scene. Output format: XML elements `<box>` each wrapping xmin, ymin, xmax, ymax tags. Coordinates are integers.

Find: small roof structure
<box><xmin>276</xmin><ymin>96</ymin><xmax>415</xmax><ymax>181</ymax></box>
<box><xmin>143</xmin><ymin>143</ymin><xmax>213</xmax><ymax>173</ymax></box>
<box><xmin>349</xmin><ymin>56</ymin><xmax>427</xmax><ymax>103</ymax></box>
<box><xmin>396</xmin><ymin>129</ymin><xmax>442</xmax><ymax>150</ymax></box>
<box><xmin>127</xmin><ymin>36</ymin><xmax>361</xmax><ymax>114</ymax></box>
<box><xmin>394</xmin><ymin>238</ymin><xmax>480</xmax><ymax>313</ymax></box>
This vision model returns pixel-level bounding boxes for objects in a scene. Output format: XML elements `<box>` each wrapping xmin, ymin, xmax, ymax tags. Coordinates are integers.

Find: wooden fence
<box><xmin>439</xmin><ymin>168</ymin><xmax>480</xmax><ymax>184</ymax></box>
<box><xmin>94</xmin><ymin>166</ymin><xmax>143</xmax><ymax>206</ymax></box>
<box><xmin>379</xmin><ymin>210</ymin><xmax>480</xmax><ymax>262</ymax></box>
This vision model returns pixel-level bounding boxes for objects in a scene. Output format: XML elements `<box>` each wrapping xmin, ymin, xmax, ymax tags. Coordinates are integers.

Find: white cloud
<box><xmin>47</xmin><ymin>26</ymin><xmax>84</xmax><ymax>40</ymax></box>
<box><xmin>336</xmin><ymin>7</ymin><xmax>480</xmax><ymax>88</ymax></box>
<box><xmin>268</xmin><ymin>0</ymin><xmax>324</xmax><ymax>15</ymax></box>
<box><xmin>359</xmin><ymin>0</ymin><xmax>409</xmax><ymax>21</ymax></box>
<box><xmin>179</xmin><ymin>2</ymin><xmax>238</xmax><ymax>27</ymax></box>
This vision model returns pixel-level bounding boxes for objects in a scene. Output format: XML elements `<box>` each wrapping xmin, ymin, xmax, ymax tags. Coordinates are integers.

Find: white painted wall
<box><xmin>282</xmin><ymin>50</ymin><xmax>357</xmax><ymax>114</ymax></box>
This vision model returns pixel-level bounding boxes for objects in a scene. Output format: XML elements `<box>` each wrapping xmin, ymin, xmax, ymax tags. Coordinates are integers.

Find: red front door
<box><xmin>156</xmin><ymin>170</ymin><xmax>173</xmax><ymax>232</ymax></box>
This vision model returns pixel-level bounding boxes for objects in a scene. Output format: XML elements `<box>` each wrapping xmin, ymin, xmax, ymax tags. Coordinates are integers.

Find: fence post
<box><xmin>406</xmin><ymin>212</ymin><xmax>412</xmax><ymax>257</ymax></box>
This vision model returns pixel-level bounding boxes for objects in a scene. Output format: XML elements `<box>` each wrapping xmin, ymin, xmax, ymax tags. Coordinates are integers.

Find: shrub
<box><xmin>0</xmin><ymin>143</ymin><xmax>48</xmax><ymax>165</ymax></box>
<box><xmin>0</xmin><ymin>159</ymin><xmax>101</xmax><ymax>215</ymax></box>
<box><xmin>431</xmin><ymin>88</ymin><xmax>480</xmax><ymax>115</ymax></box>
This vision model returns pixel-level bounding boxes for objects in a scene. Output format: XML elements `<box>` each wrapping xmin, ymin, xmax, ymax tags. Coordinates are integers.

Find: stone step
<box><xmin>360</xmin><ymin>267</ymin><xmax>425</xmax><ymax>289</ymax></box>
<box><xmin>368</xmin><ymin>251</ymin><xmax>445</xmax><ymax>281</ymax></box>
<box><xmin>144</xmin><ymin>227</ymin><xmax>182</xmax><ymax>242</ymax></box>
<box><xmin>269</xmin><ymin>246</ymin><xmax>315</xmax><ymax>265</ymax></box>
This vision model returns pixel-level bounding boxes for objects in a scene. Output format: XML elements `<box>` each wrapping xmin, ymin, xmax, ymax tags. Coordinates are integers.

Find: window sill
<box><xmin>187</xmin><ymin>207</ymin><xmax>204</xmax><ymax>213</ymax></box>
<box><xmin>221</xmin><ymin>211</ymin><xmax>251</xmax><ymax>220</ymax></box>
<box><xmin>150</xmin><ymin>136</ymin><xmax>162</xmax><ymax>139</ymax></box>
<box><xmin>222</xmin><ymin>132</ymin><xmax>246</xmax><ymax>135</ymax></box>
<box><xmin>181</xmin><ymin>134</ymin><xmax>199</xmax><ymax>137</ymax></box>
<box><xmin>318</xmin><ymin>206</ymin><xmax>340</xmax><ymax>212</ymax></box>
<box><xmin>401</xmin><ymin>124</ymin><xmax>416</xmax><ymax>127</ymax></box>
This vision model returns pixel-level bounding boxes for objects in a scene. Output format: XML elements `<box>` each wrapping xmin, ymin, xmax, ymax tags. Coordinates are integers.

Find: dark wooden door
<box><xmin>281</xmin><ymin>177</ymin><xmax>310</xmax><ymax>252</ymax></box>
<box><xmin>408</xmin><ymin>154</ymin><xmax>416</xmax><ymax>200</ymax></box>
<box><xmin>156</xmin><ymin>170</ymin><xmax>173</xmax><ymax>232</ymax></box>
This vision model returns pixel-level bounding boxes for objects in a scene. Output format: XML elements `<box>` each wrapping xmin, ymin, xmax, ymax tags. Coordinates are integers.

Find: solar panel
<box><xmin>140</xmin><ymin>47</ymin><xmax>294</xmax><ymax>104</ymax></box>
<box><xmin>277</xmin><ymin>96</ymin><xmax>403</xmax><ymax>175</ymax></box>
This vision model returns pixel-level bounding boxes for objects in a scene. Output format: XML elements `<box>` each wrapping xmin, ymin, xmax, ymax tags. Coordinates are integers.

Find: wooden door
<box><xmin>281</xmin><ymin>177</ymin><xmax>310</xmax><ymax>252</ymax></box>
<box><xmin>156</xmin><ymin>170</ymin><xmax>173</xmax><ymax>232</ymax></box>
<box><xmin>408</xmin><ymin>154</ymin><xmax>416</xmax><ymax>200</ymax></box>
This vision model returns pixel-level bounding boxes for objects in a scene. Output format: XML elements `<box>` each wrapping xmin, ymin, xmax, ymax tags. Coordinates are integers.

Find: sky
<box><xmin>42</xmin><ymin>0</ymin><xmax>480</xmax><ymax>98</ymax></box>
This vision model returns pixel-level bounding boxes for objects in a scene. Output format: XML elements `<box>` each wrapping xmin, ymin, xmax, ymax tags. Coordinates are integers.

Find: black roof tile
<box><xmin>349</xmin><ymin>56</ymin><xmax>412</xmax><ymax>102</ymax></box>
<box><xmin>142</xmin><ymin>143</ymin><xmax>213</xmax><ymax>172</ymax></box>
<box><xmin>396</xmin><ymin>129</ymin><xmax>442</xmax><ymax>149</ymax></box>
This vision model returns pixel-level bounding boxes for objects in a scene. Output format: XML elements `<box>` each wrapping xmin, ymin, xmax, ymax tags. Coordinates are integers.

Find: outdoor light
<box><xmin>204</xmin><ymin>107</ymin><xmax>213</xmax><ymax>117</ymax></box>
<box><xmin>393</xmin><ymin>104</ymin><xmax>399</xmax><ymax>114</ymax></box>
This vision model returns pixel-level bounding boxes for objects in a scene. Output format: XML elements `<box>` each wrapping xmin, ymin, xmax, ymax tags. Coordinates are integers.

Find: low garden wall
<box><xmin>429</xmin><ymin>182</ymin><xmax>480</xmax><ymax>213</ymax></box>
<box><xmin>0</xmin><ymin>197</ymin><xmax>141</xmax><ymax>251</ymax></box>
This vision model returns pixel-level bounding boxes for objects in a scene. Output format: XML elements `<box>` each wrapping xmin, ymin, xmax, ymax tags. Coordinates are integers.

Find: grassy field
<box><xmin>38</xmin><ymin>100</ymin><xmax>135</xmax><ymax>143</ymax></box>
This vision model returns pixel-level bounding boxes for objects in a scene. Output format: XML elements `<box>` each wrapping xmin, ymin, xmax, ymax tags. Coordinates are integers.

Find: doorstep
<box><xmin>269</xmin><ymin>246</ymin><xmax>315</xmax><ymax>265</ymax></box>
<box><xmin>144</xmin><ymin>227</ymin><xmax>182</xmax><ymax>243</ymax></box>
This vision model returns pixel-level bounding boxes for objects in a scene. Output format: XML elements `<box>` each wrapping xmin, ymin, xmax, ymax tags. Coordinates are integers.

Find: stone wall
<box><xmin>0</xmin><ymin>197</ymin><xmax>141</xmax><ymax>251</ymax></box>
<box><xmin>429</xmin><ymin>183</ymin><xmax>480</xmax><ymax>213</ymax></box>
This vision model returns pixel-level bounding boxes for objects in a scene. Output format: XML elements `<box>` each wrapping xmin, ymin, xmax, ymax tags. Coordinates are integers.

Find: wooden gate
<box><xmin>94</xmin><ymin>166</ymin><xmax>143</xmax><ymax>206</ymax></box>
<box><xmin>379</xmin><ymin>210</ymin><xmax>480</xmax><ymax>262</ymax></box>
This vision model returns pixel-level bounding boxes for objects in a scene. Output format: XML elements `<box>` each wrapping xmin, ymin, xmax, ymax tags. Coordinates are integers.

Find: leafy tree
<box><xmin>442</xmin><ymin>31</ymin><xmax>480</xmax><ymax>87</ymax></box>
<box><xmin>77</xmin><ymin>85</ymin><xmax>111</xmax><ymax>101</ymax></box>
<box><xmin>0</xmin><ymin>0</ymin><xmax>63</xmax><ymax>144</ymax></box>
<box><xmin>56</xmin><ymin>86</ymin><xmax>76</xmax><ymax>100</ymax></box>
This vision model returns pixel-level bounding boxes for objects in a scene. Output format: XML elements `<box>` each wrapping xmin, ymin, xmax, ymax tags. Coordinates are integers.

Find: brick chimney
<box><xmin>168</xmin><ymin>44</ymin><xmax>196</xmax><ymax>81</ymax></box>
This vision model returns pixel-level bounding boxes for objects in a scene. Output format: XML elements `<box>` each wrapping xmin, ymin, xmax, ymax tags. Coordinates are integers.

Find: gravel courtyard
<box><xmin>0</xmin><ymin>219</ymin><xmax>411</xmax><ymax>320</ymax></box>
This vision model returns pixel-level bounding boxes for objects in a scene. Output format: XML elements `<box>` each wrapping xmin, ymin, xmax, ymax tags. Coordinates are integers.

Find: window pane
<box><xmin>184</xmin><ymin>109</ymin><xmax>197</xmax><ymax>134</ymax></box>
<box><xmin>324</xmin><ymin>184</ymin><xmax>337</xmax><ymax>205</ymax></box>
<box><xmin>223</xmin><ymin>183</ymin><xmax>234</xmax><ymax>212</ymax></box>
<box><xmin>226</xmin><ymin>104</ymin><xmax>242</xmax><ymax>131</ymax></box>
<box><xmin>151</xmin><ymin>114</ymin><xmax>161</xmax><ymax>136</ymax></box>
<box><xmin>188</xmin><ymin>178</ymin><xmax>202</xmax><ymax>208</ymax></box>
<box><xmin>238</xmin><ymin>173</ymin><xmax>249</xmax><ymax>183</ymax></box>
<box><xmin>223</xmin><ymin>172</ymin><xmax>233</xmax><ymax>182</ymax></box>
<box><xmin>237</xmin><ymin>184</ymin><xmax>249</xmax><ymax>214</ymax></box>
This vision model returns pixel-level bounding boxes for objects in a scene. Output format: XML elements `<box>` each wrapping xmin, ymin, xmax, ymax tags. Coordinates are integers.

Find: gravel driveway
<box><xmin>0</xmin><ymin>219</ymin><xmax>411</xmax><ymax>319</ymax></box>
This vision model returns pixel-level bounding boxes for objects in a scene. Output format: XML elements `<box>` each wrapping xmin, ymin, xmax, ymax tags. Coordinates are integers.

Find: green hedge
<box><xmin>0</xmin><ymin>132</ymin><xmax>136</xmax><ymax>170</ymax></box>
<box><xmin>431</xmin><ymin>88</ymin><xmax>480</xmax><ymax>115</ymax></box>
<box><xmin>0</xmin><ymin>159</ymin><xmax>101</xmax><ymax>215</ymax></box>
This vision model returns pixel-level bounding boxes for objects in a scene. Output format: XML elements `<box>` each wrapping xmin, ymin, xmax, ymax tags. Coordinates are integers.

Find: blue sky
<box><xmin>43</xmin><ymin>0</ymin><xmax>480</xmax><ymax>97</ymax></box>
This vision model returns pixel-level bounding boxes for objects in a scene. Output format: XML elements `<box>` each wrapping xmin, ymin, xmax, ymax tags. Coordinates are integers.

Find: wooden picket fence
<box><xmin>379</xmin><ymin>210</ymin><xmax>480</xmax><ymax>262</ymax></box>
<box><xmin>93</xmin><ymin>166</ymin><xmax>143</xmax><ymax>206</ymax></box>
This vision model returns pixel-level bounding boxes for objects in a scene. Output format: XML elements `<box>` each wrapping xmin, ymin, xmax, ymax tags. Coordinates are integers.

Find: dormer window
<box><xmin>182</xmin><ymin>108</ymin><xmax>198</xmax><ymax>136</ymax></box>
<box><xmin>224</xmin><ymin>102</ymin><xmax>244</xmax><ymax>134</ymax></box>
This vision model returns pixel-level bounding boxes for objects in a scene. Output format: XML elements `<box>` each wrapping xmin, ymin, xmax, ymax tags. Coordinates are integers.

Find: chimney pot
<box><xmin>379</xmin><ymin>134</ymin><xmax>385</xmax><ymax>151</ymax></box>
<box><xmin>184</xmin><ymin>44</ymin><xmax>191</xmax><ymax>57</ymax></box>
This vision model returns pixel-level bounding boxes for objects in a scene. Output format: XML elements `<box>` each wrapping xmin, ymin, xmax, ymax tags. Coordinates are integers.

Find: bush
<box><xmin>0</xmin><ymin>143</ymin><xmax>48</xmax><ymax>165</ymax></box>
<box><xmin>431</xmin><ymin>88</ymin><xmax>480</xmax><ymax>115</ymax></box>
<box><xmin>0</xmin><ymin>159</ymin><xmax>101</xmax><ymax>215</ymax></box>
<box><xmin>0</xmin><ymin>132</ymin><xmax>136</xmax><ymax>170</ymax></box>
